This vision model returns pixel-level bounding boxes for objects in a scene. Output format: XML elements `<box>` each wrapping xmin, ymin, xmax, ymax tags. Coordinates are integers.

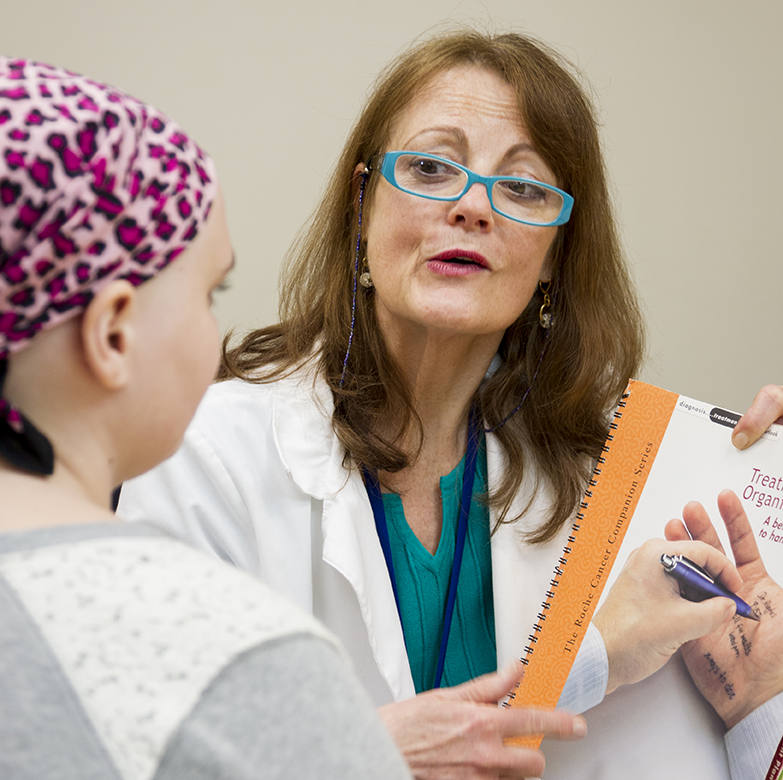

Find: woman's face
<box><xmin>365</xmin><ymin>66</ymin><xmax>559</xmax><ymax>346</ymax></box>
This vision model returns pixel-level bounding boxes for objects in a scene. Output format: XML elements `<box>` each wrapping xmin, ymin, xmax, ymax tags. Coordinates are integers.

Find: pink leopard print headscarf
<box><xmin>0</xmin><ymin>58</ymin><xmax>217</xmax><ymax>356</ymax></box>
<box><xmin>0</xmin><ymin>58</ymin><xmax>217</xmax><ymax>474</ymax></box>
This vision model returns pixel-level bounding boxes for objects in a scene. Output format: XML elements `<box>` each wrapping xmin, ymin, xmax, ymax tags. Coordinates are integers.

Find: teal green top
<box><xmin>381</xmin><ymin>442</ymin><xmax>496</xmax><ymax>693</ymax></box>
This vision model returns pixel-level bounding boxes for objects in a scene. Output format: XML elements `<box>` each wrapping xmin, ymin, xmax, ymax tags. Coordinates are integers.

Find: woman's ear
<box><xmin>353</xmin><ymin>161</ymin><xmax>370</xmax><ymax>182</ymax></box>
<box><xmin>80</xmin><ymin>280</ymin><xmax>138</xmax><ymax>390</ymax></box>
<box><xmin>352</xmin><ymin>161</ymin><xmax>372</xmax><ymax>231</ymax></box>
<box><xmin>540</xmin><ymin>228</ymin><xmax>566</xmax><ymax>285</ymax></box>
<box><xmin>539</xmin><ymin>249</ymin><xmax>557</xmax><ymax>286</ymax></box>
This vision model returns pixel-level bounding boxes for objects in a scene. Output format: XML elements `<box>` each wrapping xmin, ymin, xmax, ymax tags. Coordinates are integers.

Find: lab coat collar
<box><xmin>271</xmin><ymin>369</ymin><xmax>348</xmax><ymax>500</ymax></box>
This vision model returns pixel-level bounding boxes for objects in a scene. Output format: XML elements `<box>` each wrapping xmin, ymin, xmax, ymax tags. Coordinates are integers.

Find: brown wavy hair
<box><xmin>220</xmin><ymin>28</ymin><xmax>645</xmax><ymax>543</ymax></box>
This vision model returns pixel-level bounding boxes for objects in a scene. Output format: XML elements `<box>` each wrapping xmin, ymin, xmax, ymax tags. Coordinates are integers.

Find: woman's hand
<box><xmin>592</xmin><ymin>537</ymin><xmax>740</xmax><ymax>695</ymax></box>
<box><xmin>732</xmin><ymin>384</ymin><xmax>783</xmax><ymax>450</ymax></box>
<box><xmin>665</xmin><ymin>490</ymin><xmax>783</xmax><ymax>729</ymax></box>
<box><xmin>377</xmin><ymin>662</ymin><xmax>586</xmax><ymax>779</ymax></box>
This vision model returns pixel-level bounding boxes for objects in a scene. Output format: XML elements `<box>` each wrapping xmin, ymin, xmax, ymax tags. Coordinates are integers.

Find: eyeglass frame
<box><xmin>370</xmin><ymin>151</ymin><xmax>574</xmax><ymax>228</ymax></box>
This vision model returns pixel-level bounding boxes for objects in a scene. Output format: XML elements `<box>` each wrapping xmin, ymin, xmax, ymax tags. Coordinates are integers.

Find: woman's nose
<box><xmin>447</xmin><ymin>182</ymin><xmax>495</xmax><ymax>230</ymax></box>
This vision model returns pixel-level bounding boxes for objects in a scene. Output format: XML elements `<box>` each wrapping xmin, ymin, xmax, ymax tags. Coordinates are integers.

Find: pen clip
<box><xmin>678</xmin><ymin>556</ymin><xmax>714</xmax><ymax>582</ymax></box>
<box><xmin>661</xmin><ymin>553</ymin><xmax>713</xmax><ymax>581</ymax></box>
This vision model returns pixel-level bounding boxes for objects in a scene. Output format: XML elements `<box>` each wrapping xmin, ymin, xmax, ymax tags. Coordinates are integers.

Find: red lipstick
<box><xmin>427</xmin><ymin>249</ymin><xmax>489</xmax><ymax>277</ymax></box>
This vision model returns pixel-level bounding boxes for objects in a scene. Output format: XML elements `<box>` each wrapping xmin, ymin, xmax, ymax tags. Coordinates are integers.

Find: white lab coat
<box><xmin>119</xmin><ymin>369</ymin><xmax>605</xmax><ymax>708</ymax></box>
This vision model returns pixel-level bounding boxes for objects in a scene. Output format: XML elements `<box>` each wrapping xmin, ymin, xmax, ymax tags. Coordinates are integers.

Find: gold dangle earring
<box><xmin>359</xmin><ymin>256</ymin><xmax>373</xmax><ymax>289</ymax></box>
<box><xmin>538</xmin><ymin>280</ymin><xmax>553</xmax><ymax>329</ymax></box>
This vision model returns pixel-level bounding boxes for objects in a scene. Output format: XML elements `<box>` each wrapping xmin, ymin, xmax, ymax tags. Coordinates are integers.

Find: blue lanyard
<box><xmin>363</xmin><ymin>407</ymin><xmax>481</xmax><ymax>690</ymax></box>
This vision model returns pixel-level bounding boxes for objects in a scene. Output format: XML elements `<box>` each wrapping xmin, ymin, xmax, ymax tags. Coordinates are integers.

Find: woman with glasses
<box><xmin>120</xmin><ymin>29</ymin><xmax>783</xmax><ymax>778</ymax></box>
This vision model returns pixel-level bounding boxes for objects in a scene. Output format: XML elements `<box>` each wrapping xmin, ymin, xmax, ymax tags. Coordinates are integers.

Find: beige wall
<box><xmin>3</xmin><ymin>0</ymin><xmax>780</xmax><ymax>411</ymax></box>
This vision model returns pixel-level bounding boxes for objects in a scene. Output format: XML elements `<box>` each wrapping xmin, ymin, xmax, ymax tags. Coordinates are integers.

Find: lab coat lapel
<box><xmin>321</xmin><ymin>475</ymin><xmax>415</xmax><ymax>701</ymax></box>
<box><xmin>273</xmin><ymin>372</ymin><xmax>415</xmax><ymax>701</ymax></box>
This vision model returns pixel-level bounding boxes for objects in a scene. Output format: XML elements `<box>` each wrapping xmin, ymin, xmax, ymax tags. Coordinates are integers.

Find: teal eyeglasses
<box><xmin>374</xmin><ymin>151</ymin><xmax>573</xmax><ymax>227</ymax></box>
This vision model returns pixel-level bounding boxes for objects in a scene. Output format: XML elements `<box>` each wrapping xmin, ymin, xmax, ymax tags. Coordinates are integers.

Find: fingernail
<box><xmin>573</xmin><ymin>717</ymin><xmax>587</xmax><ymax>738</ymax></box>
<box><xmin>733</xmin><ymin>432</ymin><xmax>749</xmax><ymax>450</ymax></box>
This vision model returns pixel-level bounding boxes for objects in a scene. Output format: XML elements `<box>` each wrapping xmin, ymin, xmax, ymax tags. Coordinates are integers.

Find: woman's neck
<box><xmin>378</xmin><ymin>319</ymin><xmax>500</xmax><ymax>477</ymax></box>
<box><xmin>375</xmin><ymin>324</ymin><xmax>497</xmax><ymax>553</ymax></box>
<box><xmin>385</xmin><ymin>323</ymin><xmax>499</xmax><ymax>439</ymax></box>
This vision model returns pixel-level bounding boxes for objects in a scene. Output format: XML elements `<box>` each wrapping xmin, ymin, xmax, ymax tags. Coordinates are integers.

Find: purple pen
<box><xmin>660</xmin><ymin>553</ymin><xmax>761</xmax><ymax>621</ymax></box>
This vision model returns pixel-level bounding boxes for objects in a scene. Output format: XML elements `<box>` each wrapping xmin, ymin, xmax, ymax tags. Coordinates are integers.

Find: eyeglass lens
<box><xmin>393</xmin><ymin>153</ymin><xmax>564</xmax><ymax>224</ymax></box>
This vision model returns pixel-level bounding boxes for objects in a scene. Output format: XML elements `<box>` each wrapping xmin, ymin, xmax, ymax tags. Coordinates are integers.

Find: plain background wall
<box><xmin>3</xmin><ymin>0</ymin><xmax>780</xmax><ymax>412</ymax></box>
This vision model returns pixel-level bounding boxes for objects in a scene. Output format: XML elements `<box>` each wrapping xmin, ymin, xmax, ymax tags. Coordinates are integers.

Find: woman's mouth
<box><xmin>427</xmin><ymin>250</ymin><xmax>489</xmax><ymax>276</ymax></box>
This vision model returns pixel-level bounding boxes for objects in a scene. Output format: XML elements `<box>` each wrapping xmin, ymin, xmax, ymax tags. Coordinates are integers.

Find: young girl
<box><xmin>0</xmin><ymin>58</ymin><xmax>447</xmax><ymax>779</ymax></box>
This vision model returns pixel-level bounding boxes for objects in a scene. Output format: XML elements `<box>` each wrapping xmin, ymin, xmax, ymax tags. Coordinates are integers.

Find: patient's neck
<box><xmin>0</xmin><ymin>462</ymin><xmax>117</xmax><ymax>534</ymax></box>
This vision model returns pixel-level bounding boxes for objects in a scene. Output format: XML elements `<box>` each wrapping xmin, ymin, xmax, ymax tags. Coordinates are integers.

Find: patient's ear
<box><xmin>80</xmin><ymin>280</ymin><xmax>137</xmax><ymax>390</ymax></box>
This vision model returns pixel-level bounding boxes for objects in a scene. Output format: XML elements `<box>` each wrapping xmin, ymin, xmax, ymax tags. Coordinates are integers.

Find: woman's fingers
<box><xmin>378</xmin><ymin>669</ymin><xmax>587</xmax><ymax>780</ymax></box>
<box><xmin>717</xmin><ymin>489</ymin><xmax>766</xmax><ymax>573</ymax></box>
<box><xmin>664</xmin><ymin>517</ymin><xmax>691</xmax><ymax>542</ymax></box>
<box><xmin>680</xmin><ymin>500</ymin><xmax>727</xmax><ymax>555</ymax></box>
<box><xmin>732</xmin><ymin>384</ymin><xmax>783</xmax><ymax>450</ymax></box>
<box><xmin>678</xmin><ymin>490</ymin><xmax>766</xmax><ymax>576</ymax></box>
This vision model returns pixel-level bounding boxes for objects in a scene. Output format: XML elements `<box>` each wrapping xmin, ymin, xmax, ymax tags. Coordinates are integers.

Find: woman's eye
<box><xmin>409</xmin><ymin>156</ymin><xmax>457</xmax><ymax>178</ymax></box>
<box><xmin>414</xmin><ymin>158</ymin><xmax>443</xmax><ymax>175</ymax></box>
<box><xmin>500</xmin><ymin>179</ymin><xmax>547</xmax><ymax>201</ymax></box>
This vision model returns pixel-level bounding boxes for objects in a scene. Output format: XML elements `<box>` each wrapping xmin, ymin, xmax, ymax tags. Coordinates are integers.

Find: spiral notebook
<box><xmin>505</xmin><ymin>380</ymin><xmax>783</xmax><ymax>777</ymax></box>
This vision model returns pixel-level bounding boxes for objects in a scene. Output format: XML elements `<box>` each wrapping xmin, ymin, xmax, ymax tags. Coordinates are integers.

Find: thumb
<box><xmin>664</xmin><ymin>518</ymin><xmax>690</xmax><ymax>542</ymax></box>
<box><xmin>447</xmin><ymin>660</ymin><xmax>525</xmax><ymax>704</ymax></box>
<box><xmin>676</xmin><ymin>597</ymin><xmax>736</xmax><ymax>643</ymax></box>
